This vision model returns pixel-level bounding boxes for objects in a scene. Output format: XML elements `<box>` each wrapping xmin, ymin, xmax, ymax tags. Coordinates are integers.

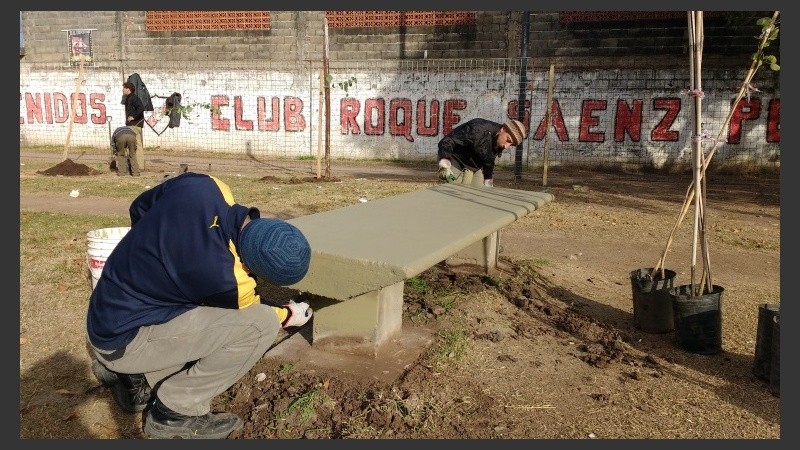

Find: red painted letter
<box><xmin>651</xmin><ymin>98</ymin><xmax>680</xmax><ymax>141</ymax></box>
<box><xmin>416</xmin><ymin>99</ymin><xmax>439</xmax><ymax>137</ymax></box>
<box><xmin>579</xmin><ymin>100</ymin><xmax>606</xmax><ymax>142</ymax></box>
<box><xmin>533</xmin><ymin>100</ymin><xmax>569</xmax><ymax>142</ymax></box>
<box><xmin>340</xmin><ymin>99</ymin><xmax>361</xmax><ymax>134</ymax></box>
<box><xmin>442</xmin><ymin>99</ymin><xmax>467</xmax><ymax>135</ymax></box>
<box><xmin>766</xmin><ymin>99</ymin><xmax>780</xmax><ymax>143</ymax></box>
<box><xmin>364</xmin><ymin>98</ymin><xmax>385</xmax><ymax>135</ymax></box>
<box><xmin>284</xmin><ymin>96</ymin><xmax>305</xmax><ymax>132</ymax></box>
<box><xmin>234</xmin><ymin>96</ymin><xmax>254</xmax><ymax>131</ymax></box>
<box><xmin>211</xmin><ymin>96</ymin><xmax>229</xmax><ymax>131</ymax></box>
<box><xmin>389</xmin><ymin>98</ymin><xmax>413</xmax><ymax>142</ymax></box>
<box><xmin>614</xmin><ymin>99</ymin><xmax>642</xmax><ymax>142</ymax></box>
<box><xmin>728</xmin><ymin>98</ymin><xmax>761</xmax><ymax>144</ymax></box>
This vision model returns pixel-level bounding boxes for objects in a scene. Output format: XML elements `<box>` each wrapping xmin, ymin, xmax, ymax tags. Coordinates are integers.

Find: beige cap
<box><xmin>504</xmin><ymin>119</ymin><xmax>527</xmax><ymax>146</ymax></box>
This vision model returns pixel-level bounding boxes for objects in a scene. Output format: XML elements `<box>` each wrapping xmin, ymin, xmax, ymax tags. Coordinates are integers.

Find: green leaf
<box><xmin>769</xmin><ymin>63</ymin><xmax>780</xmax><ymax>71</ymax></box>
<box><xmin>324</xmin><ymin>74</ymin><xmax>333</xmax><ymax>84</ymax></box>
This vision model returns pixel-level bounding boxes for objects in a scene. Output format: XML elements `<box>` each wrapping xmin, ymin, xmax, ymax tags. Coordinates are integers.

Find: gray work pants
<box><xmin>449</xmin><ymin>155</ymin><xmax>486</xmax><ymax>187</ymax></box>
<box><xmin>131</xmin><ymin>125</ymin><xmax>145</xmax><ymax>171</ymax></box>
<box><xmin>453</xmin><ymin>167</ymin><xmax>485</xmax><ymax>187</ymax></box>
<box><xmin>114</xmin><ymin>133</ymin><xmax>140</xmax><ymax>176</ymax></box>
<box><xmin>89</xmin><ymin>304</ymin><xmax>280</xmax><ymax>416</ymax></box>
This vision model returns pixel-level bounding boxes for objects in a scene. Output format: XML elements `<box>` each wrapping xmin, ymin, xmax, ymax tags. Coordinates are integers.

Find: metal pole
<box><xmin>514</xmin><ymin>11</ymin><xmax>531</xmax><ymax>180</ymax></box>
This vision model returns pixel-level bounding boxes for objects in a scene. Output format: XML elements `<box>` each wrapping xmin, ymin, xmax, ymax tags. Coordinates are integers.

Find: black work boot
<box><xmin>91</xmin><ymin>359</ymin><xmax>152</xmax><ymax>412</ymax></box>
<box><xmin>144</xmin><ymin>397</ymin><xmax>243</xmax><ymax>439</ymax></box>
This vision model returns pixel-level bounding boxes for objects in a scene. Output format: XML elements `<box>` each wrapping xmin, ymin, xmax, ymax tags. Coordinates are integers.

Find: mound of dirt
<box><xmin>221</xmin><ymin>260</ymin><xmax>662</xmax><ymax>439</ymax></box>
<box><xmin>36</xmin><ymin>158</ymin><xmax>103</xmax><ymax>176</ymax></box>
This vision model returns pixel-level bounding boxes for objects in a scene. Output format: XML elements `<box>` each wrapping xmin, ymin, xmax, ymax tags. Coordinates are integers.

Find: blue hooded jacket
<box><xmin>86</xmin><ymin>173</ymin><xmax>260</xmax><ymax>350</ymax></box>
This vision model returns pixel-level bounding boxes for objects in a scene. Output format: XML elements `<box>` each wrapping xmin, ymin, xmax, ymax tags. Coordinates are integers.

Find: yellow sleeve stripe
<box><xmin>272</xmin><ymin>306</ymin><xmax>289</xmax><ymax>324</ymax></box>
<box><xmin>229</xmin><ymin>239</ymin><xmax>259</xmax><ymax>308</ymax></box>
<box><xmin>210</xmin><ymin>175</ymin><xmax>236</xmax><ymax>206</ymax></box>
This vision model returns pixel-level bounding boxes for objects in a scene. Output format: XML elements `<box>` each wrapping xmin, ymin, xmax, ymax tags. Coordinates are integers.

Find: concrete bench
<box><xmin>286</xmin><ymin>183</ymin><xmax>554</xmax><ymax>349</ymax></box>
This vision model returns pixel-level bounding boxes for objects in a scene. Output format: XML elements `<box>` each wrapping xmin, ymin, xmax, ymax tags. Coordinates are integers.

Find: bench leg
<box><xmin>311</xmin><ymin>281</ymin><xmax>404</xmax><ymax>347</ymax></box>
<box><xmin>446</xmin><ymin>231</ymin><xmax>499</xmax><ymax>273</ymax></box>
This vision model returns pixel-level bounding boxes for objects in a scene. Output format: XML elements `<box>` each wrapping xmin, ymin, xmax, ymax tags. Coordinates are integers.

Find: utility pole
<box><xmin>514</xmin><ymin>11</ymin><xmax>531</xmax><ymax>180</ymax></box>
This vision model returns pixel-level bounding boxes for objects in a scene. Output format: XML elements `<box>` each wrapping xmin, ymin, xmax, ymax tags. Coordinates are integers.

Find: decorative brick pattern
<box><xmin>145</xmin><ymin>11</ymin><xmax>270</xmax><ymax>31</ymax></box>
<box><xmin>559</xmin><ymin>11</ymin><xmax>723</xmax><ymax>23</ymax></box>
<box><xmin>326</xmin><ymin>11</ymin><xmax>476</xmax><ymax>28</ymax></box>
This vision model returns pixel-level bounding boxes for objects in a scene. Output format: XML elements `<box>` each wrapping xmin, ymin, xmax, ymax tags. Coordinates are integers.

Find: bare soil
<box><xmin>20</xmin><ymin>159</ymin><xmax>781</xmax><ymax>439</ymax></box>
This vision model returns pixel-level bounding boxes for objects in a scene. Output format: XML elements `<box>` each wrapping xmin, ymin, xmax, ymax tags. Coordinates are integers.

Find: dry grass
<box><xmin>19</xmin><ymin>156</ymin><xmax>780</xmax><ymax>439</ymax></box>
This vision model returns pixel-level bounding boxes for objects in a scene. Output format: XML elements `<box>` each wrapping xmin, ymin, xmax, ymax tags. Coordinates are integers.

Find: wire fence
<box><xmin>20</xmin><ymin>57</ymin><xmax>780</xmax><ymax>175</ymax></box>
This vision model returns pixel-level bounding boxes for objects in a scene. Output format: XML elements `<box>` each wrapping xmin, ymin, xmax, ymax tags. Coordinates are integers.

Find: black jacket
<box><xmin>437</xmin><ymin>118</ymin><xmax>503</xmax><ymax>180</ymax></box>
<box><xmin>166</xmin><ymin>92</ymin><xmax>182</xmax><ymax>128</ymax></box>
<box><xmin>123</xmin><ymin>93</ymin><xmax>145</xmax><ymax>127</ymax></box>
<box><xmin>121</xmin><ymin>73</ymin><xmax>154</xmax><ymax>111</ymax></box>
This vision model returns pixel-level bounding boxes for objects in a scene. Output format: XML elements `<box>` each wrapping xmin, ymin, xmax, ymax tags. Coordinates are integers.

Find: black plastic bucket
<box><xmin>769</xmin><ymin>314</ymin><xmax>780</xmax><ymax>397</ymax></box>
<box><xmin>670</xmin><ymin>284</ymin><xmax>724</xmax><ymax>355</ymax></box>
<box><xmin>753</xmin><ymin>303</ymin><xmax>779</xmax><ymax>381</ymax></box>
<box><xmin>630</xmin><ymin>268</ymin><xmax>676</xmax><ymax>333</ymax></box>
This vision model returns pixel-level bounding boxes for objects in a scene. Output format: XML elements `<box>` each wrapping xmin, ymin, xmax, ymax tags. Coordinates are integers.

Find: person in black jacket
<box><xmin>122</xmin><ymin>82</ymin><xmax>145</xmax><ymax>171</ymax></box>
<box><xmin>122</xmin><ymin>82</ymin><xmax>145</xmax><ymax>128</ymax></box>
<box><xmin>87</xmin><ymin>172</ymin><xmax>313</xmax><ymax>439</ymax></box>
<box><xmin>437</xmin><ymin>118</ymin><xmax>527</xmax><ymax>187</ymax></box>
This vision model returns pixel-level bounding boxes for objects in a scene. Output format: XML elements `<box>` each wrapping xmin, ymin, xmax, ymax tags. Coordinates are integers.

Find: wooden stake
<box><xmin>62</xmin><ymin>55</ymin><xmax>85</xmax><ymax>161</ymax></box>
<box><xmin>542</xmin><ymin>63</ymin><xmax>554</xmax><ymax>187</ymax></box>
<box><xmin>689</xmin><ymin>11</ymin><xmax>704</xmax><ymax>293</ymax></box>
<box><xmin>653</xmin><ymin>11</ymin><xmax>779</xmax><ymax>287</ymax></box>
<box><xmin>316</xmin><ymin>70</ymin><xmax>324</xmax><ymax>179</ymax></box>
<box><xmin>323</xmin><ymin>18</ymin><xmax>331</xmax><ymax>179</ymax></box>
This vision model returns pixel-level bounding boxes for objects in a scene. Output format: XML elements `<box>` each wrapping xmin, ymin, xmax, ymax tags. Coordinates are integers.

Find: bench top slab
<box><xmin>287</xmin><ymin>184</ymin><xmax>554</xmax><ymax>300</ymax></box>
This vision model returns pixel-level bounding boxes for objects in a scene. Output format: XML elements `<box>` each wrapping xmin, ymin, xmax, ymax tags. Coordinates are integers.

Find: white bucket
<box><xmin>86</xmin><ymin>226</ymin><xmax>131</xmax><ymax>290</ymax></box>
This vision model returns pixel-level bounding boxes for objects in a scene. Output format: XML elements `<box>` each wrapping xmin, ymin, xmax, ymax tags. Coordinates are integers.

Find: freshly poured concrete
<box><xmin>288</xmin><ymin>184</ymin><xmax>554</xmax><ymax>299</ymax></box>
<box><xmin>286</xmin><ymin>183</ymin><xmax>554</xmax><ymax>346</ymax></box>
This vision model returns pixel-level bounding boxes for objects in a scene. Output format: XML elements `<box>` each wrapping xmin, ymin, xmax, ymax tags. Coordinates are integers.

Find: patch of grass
<box><xmin>20</xmin><ymin>169</ymin><xmax>154</xmax><ymax>199</ymax></box>
<box><xmin>436</xmin><ymin>296</ymin><xmax>459</xmax><ymax>313</ymax></box>
<box><xmin>20</xmin><ymin>211</ymin><xmax>128</xmax><ymax>289</ymax></box>
<box><xmin>406</xmin><ymin>276</ymin><xmax>429</xmax><ymax>294</ymax></box>
<box><xmin>278</xmin><ymin>363</ymin><xmax>294</xmax><ymax>376</ymax></box>
<box><xmin>286</xmin><ymin>384</ymin><xmax>329</xmax><ymax>424</ymax></box>
<box><xmin>430</xmin><ymin>329</ymin><xmax>469</xmax><ymax>368</ymax></box>
<box><xmin>405</xmin><ymin>308</ymin><xmax>429</xmax><ymax>323</ymax></box>
<box><xmin>529</xmin><ymin>258</ymin><xmax>551</xmax><ymax>267</ymax></box>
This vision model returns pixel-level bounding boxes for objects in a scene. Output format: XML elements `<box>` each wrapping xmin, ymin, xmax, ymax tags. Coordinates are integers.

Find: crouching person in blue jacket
<box><xmin>86</xmin><ymin>172</ymin><xmax>312</xmax><ymax>439</ymax></box>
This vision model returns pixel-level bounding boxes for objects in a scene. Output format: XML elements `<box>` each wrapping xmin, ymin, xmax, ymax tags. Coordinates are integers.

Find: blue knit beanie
<box><xmin>239</xmin><ymin>218</ymin><xmax>311</xmax><ymax>286</ymax></box>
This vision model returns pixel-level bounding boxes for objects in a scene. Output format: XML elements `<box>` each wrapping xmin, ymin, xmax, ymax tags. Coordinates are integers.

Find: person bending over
<box><xmin>86</xmin><ymin>172</ymin><xmax>313</xmax><ymax>439</ymax></box>
<box><xmin>437</xmin><ymin>118</ymin><xmax>527</xmax><ymax>187</ymax></box>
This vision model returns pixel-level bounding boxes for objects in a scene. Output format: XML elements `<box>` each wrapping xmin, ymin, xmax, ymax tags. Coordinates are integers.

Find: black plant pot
<box><xmin>670</xmin><ymin>284</ymin><xmax>724</xmax><ymax>355</ymax></box>
<box><xmin>753</xmin><ymin>303</ymin><xmax>779</xmax><ymax>381</ymax></box>
<box><xmin>630</xmin><ymin>268</ymin><xmax>676</xmax><ymax>333</ymax></box>
<box><xmin>769</xmin><ymin>314</ymin><xmax>780</xmax><ymax>397</ymax></box>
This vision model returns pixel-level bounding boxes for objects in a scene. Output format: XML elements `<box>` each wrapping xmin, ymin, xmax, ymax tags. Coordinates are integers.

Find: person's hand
<box><xmin>438</xmin><ymin>167</ymin><xmax>456</xmax><ymax>182</ymax></box>
<box><xmin>282</xmin><ymin>301</ymin><xmax>313</xmax><ymax>328</ymax></box>
<box><xmin>437</xmin><ymin>159</ymin><xmax>456</xmax><ymax>182</ymax></box>
<box><xmin>484</xmin><ymin>179</ymin><xmax>494</xmax><ymax>187</ymax></box>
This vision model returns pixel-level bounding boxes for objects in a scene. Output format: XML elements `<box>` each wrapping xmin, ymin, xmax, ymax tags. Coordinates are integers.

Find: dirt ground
<box><xmin>19</xmin><ymin>158</ymin><xmax>781</xmax><ymax>439</ymax></box>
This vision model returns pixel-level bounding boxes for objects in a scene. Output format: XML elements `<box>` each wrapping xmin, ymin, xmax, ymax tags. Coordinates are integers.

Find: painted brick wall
<box><xmin>19</xmin><ymin>11</ymin><xmax>780</xmax><ymax>168</ymax></box>
<box><xmin>525</xmin><ymin>12</ymin><xmax>777</xmax><ymax>68</ymax></box>
<box><xmin>20</xmin><ymin>11</ymin><xmax>775</xmax><ymax>67</ymax></box>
